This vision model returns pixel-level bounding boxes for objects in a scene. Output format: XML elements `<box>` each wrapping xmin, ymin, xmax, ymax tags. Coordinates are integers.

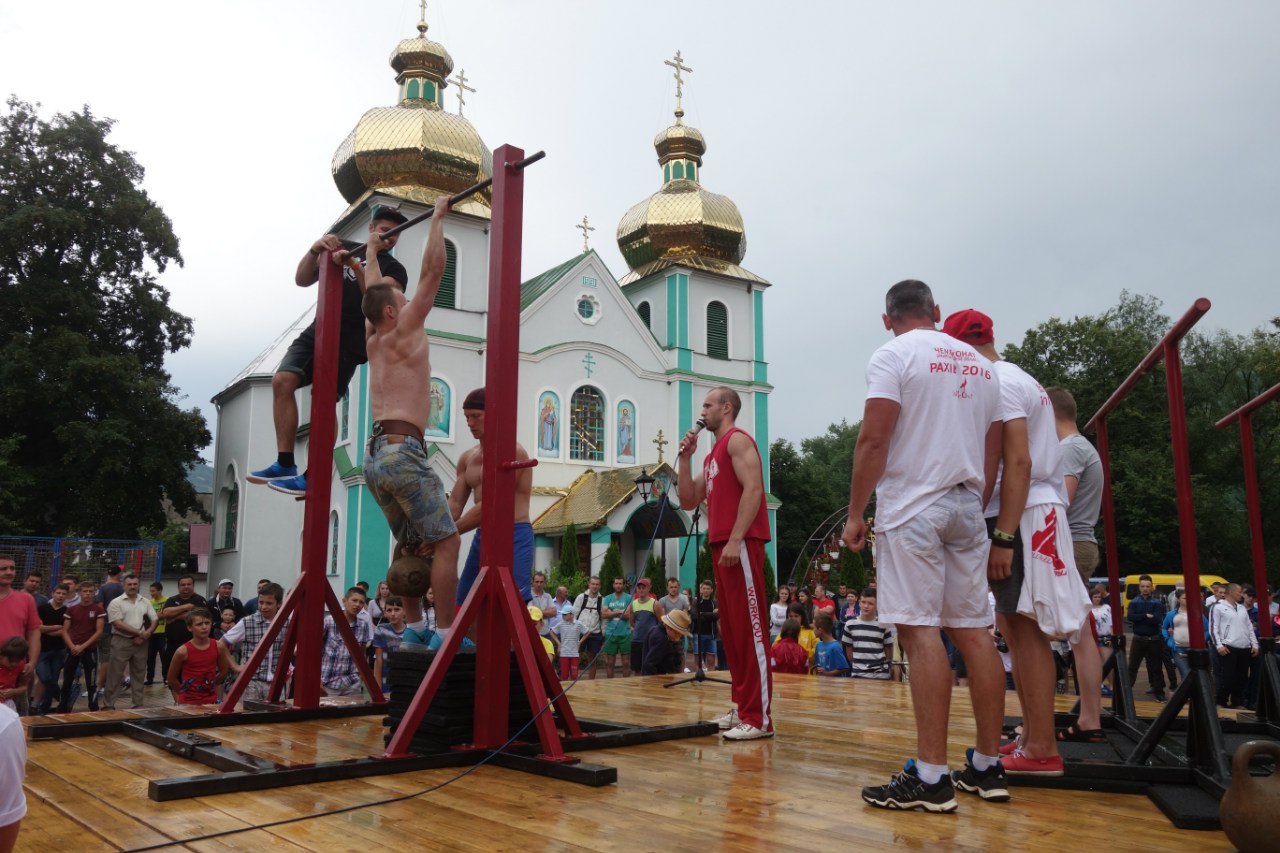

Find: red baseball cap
<box><xmin>942</xmin><ymin>309</ymin><xmax>994</xmax><ymax>345</ymax></box>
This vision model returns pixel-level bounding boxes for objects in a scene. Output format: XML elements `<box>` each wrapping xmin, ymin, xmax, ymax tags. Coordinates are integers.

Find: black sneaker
<box><xmin>951</xmin><ymin>748</ymin><xmax>1010</xmax><ymax>801</ymax></box>
<box><xmin>862</xmin><ymin>760</ymin><xmax>958</xmax><ymax>813</ymax></box>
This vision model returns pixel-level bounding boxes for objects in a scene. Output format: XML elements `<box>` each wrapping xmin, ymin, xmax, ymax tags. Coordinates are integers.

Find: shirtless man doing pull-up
<box><xmin>361</xmin><ymin>196</ymin><xmax>459</xmax><ymax>646</ymax></box>
<box><xmin>450</xmin><ymin>388</ymin><xmax>535</xmax><ymax>606</ymax></box>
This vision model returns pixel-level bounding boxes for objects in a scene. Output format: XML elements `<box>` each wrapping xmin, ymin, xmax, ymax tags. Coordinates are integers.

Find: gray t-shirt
<box><xmin>660</xmin><ymin>593</ymin><xmax>690</xmax><ymax>617</ymax></box>
<box><xmin>1060</xmin><ymin>434</ymin><xmax>1102</xmax><ymax>543</ymax></box>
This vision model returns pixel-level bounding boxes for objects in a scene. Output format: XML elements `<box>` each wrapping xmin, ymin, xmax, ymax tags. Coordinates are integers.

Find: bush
<box><xmin>598</xmin><ymin>541</ymin><xmax>623</xmax><ymax>587</ymax></box>
<box><xmin>644</xmin><ymin>551</ymin><xmax>667</xmax><ymax>588</ymax></box>
<box><xmin>548</xmin><ymin>523</ymin><xmax>588</xmax><ymax>600</ymax></box>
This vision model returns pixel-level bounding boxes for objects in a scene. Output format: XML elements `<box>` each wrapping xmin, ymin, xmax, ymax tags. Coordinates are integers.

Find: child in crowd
<box><xmin>168</xmin><ymin>608</ymin><xmax>230</xmax><ymax>705</ymax></box>
<box><xmin>0</xmin><ymin>638</ymin><xmax>30</xmax><ymax>712</ymax></box>
<box><xmin>773</xmin><ymin>602</ymin><xmax>816</xmax><ymax>663</ymax></box>
<box><xmin>770</xmin><ymin>618</ymin><xmax>809</xmax><ymax>675</ymax></box>
<box><xmin>812</xmin><ymin>611</ymin><xmax>849</xmax><ymax>677</ymax></box>
<box><xmin>845</xmin><ymin>588</ymin><xmax>894</xmax><ymax>680</ymax></box>
<box><xmin>217</xmin><ymin>608</ymin><xmax>237</xmax><ymax>641</ymax></box>
<box><xmin>528</xmin><ymin>607</ymin><xmax>555</xmax><ymax>660</ymax></box>
<box><xmin>58</xmin><ymin>581</ymin><xmax>105</xmax><ymax>712</ymax></box>
<box><xmin>321</xmin><ymin>588</ymin><xmax>374</xmax><ymax>696</ymax></box>
<box><xmin>552</xmin><ymin>603</ymin><xmax>583</xmax><ymax>680</ymax></box>
<box><xmin>692</xmin><ymin>580</ymin><xmax>719</xmax><ymax>670</ymax></box>
<box><xmin>373</xmin><ymin>596</ymin><xmax>406</xmax><ymax>696</ymax></box>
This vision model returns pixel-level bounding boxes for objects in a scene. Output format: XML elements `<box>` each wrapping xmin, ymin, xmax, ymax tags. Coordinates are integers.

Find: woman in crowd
<box><xmin>769</xmin><ymin>587</ymin><xmax>791</xmax><ymax>644</ymax></box>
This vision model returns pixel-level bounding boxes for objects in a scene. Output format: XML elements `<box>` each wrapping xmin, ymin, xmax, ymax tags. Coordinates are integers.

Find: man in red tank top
<box><xmin>677</xmin><ymin>387</ymin><xmax>774</xmax><ymax>740</ymax></box>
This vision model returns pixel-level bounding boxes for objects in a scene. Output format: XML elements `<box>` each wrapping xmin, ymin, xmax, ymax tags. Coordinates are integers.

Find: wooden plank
<box><xmin>16</xmin><ymin>675</ymin><xmax>1236</xmax><ymax>853</ymax></box>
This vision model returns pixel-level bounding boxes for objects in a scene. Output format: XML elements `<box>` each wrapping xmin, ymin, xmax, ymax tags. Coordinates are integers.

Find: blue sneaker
<box><xmin>247</xmin><ymin>462</ymin><xmax>298</xmax><ymax>484</ymax></box>
<box><xmin>427</xmin><ymin>632</ymin><xmax>477</xmax><ymax>653</ymax></box>
<box><xmin>267</xmin><ymin>474</ymin><xmax>307</xmax><ymax>496</ymax></box>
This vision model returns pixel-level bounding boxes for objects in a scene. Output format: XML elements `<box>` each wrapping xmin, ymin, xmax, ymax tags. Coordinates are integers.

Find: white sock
<box><xmin>434</xmin><ymin>627</ymin><xmax>449</xmax><ymax>641</ymax></box>
<box><xmin>407</xmin><ymin>619</ymin><xmax>428</xmax><ymax>635</ymax></box>
<box><xmin>915</xmin><ymin>761</ymin><xmax>948</xmax><ymax>785</ymax></box>
<box><xmin>971</xmin><ymin>750</ymin><xmax>998</xmax><ymax>772</ymax></box>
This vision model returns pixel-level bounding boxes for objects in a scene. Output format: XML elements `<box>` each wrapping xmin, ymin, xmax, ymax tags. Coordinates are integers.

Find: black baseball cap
<box><xmin>370</xmin><ymin>204</ymin><xmax>408</xmax><ymax>225</ymax></box>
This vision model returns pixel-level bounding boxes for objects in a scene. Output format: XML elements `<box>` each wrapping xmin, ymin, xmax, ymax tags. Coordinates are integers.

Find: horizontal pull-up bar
<box><xmin>1084</xmin><ymin>297</ymin><xmax>1211</xmax><ymax>434</ymax></box>
<box><xmin>1215</xmin><ymin>380</ymin><xmax>1280</xmax><ymax>429</ymax></box>
<box><xmin>347</xmin><ymin>150</ymin><xmax>547</xmax><ymax>259</ymax></box>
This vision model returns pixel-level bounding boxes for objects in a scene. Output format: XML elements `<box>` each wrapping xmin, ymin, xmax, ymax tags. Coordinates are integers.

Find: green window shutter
<box><xmin>637</xmin><ymin>301</ymin><xmax>651</xmax><ymax>328</ymax></box>
<box><xmin>707</xmin><ymin>301</ymin><xmax>728</xmax><ymax>359</ymax></box>
<box><xmin>434</xmin><ymin>240</ymin><xmax>457</xmax><ymax>308</ymax></box>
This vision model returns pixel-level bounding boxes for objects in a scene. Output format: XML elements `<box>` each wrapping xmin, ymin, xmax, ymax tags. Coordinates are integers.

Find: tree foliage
<box><xmin>598</xmin><ymin>541</ymin><xmax>623</xmax><ymax>587</ymax></box>
<box><xmin>1004</xmin><ymin>292</ymin><xmax>1280</xmax><ymax>582</ymax></box>
<box><xmin>770</xmin><ymin>420</ymin><xmax>860</xmax><ymax>580</ymax></box>
<box><xmin>644</xmin><ymin>551</ymin><xmax>667</xmax><ymax>588</ymax></box>
<box><xmin>0</xmin><ymin>98</ymin><xmax>210</xmax><ymax>536</ymax></box>
<box><xmin>549</xmin><ymin>523</ymin><xmax>588</xmax><ymax>599</ymax></box>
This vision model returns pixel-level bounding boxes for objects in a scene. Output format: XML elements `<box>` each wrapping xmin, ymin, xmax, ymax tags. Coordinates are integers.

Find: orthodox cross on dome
<box><xmin>582</xmin><ymin>352</ymin><xmax>596</xmax><ymax>377</ymax></box>
<box><xmin>417</xmin><ymin>0</ymin><xmax>429</xmax><ymax>34</ymax></box>
<box><xmin>653</xmin><ymin>430</ymin><xmax>669</xmax><ymax>464</ymax></box>
<box><xmin>576</xmin><ymin>216</ymin><xmax>595</xmax><ymax>252</ymax></box>
<box><xmin>664</xmin><ymin>50</ymin><xmax>693</xmax><ymax>124</ymax></box>
<box><xmin>448</xmin><ymin>69</ymin><xmax>476</xmax><ymax>116</ymax></box>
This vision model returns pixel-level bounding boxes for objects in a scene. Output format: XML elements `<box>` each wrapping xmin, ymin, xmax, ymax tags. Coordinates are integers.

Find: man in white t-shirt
<box><xmin>843</xmin><ymin>280</ymin><xmax>1005</xmax><ymax>813</ymax></box>
<box><xmin>944</xmin><ymin>310</ymin><xmax>1092</xmax><ymax>779</ymax></box>
<box><xmin>0</xmin><ymin>701</ymin><xmax>25</xmax><ymax>851</ymax></box>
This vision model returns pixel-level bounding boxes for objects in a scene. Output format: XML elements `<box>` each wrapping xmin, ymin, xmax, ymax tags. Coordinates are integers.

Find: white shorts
<box><xmin>876</xmin><ymin>486</ymin><xmax>992</xmax><ymax>629</ymax></box>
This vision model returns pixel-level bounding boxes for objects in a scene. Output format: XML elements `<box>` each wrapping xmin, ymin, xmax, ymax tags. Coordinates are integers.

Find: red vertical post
<box><xmin>1094</xmin><ymin>418</ymin><xmax>1125</xmax><ymax>634</ymax></box>
<box><xmin>291</xmin><ymin>253</ymin><xmax>343</xmax><ymax>708</ymax></box>
<box><xmin>1164</xmin><ymin>343</ymin><xmax>1206</xmax><ymax>649</ymax></box>
<box><xmin>472</xmin><ymin>144</ymin><xmax>526</xmax><ymax>747</ymax></box>
<box><xmin>1238</xmin><ymin>414</ymin><xmax>1272</xmax><ymax>638</ymax></box>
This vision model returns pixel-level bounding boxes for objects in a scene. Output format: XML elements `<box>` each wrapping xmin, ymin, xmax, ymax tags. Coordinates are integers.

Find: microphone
<box><xmin>680</xmin><ymin>418</ymin><xmax>708</xmax><ymax>454</ymax></box>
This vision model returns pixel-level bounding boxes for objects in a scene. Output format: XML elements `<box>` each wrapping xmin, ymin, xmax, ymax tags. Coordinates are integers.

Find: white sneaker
<box><xmin>711</xmin><ymin>708</ymin><xmax>741</xmax><ymax>730</ymax></box>
<box><xmin>722</xmin><ymin>723</ymin><xmax>774</xmax><ymax>741</ymax></box>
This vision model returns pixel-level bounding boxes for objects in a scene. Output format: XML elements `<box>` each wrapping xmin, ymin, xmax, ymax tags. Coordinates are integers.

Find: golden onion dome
<box><xmin>654</xmin><ymin>123</ymin><xmax>706</xmax><ymax>166</ymax></box>
<box><xmin>617</xmin><ymin>179</ymin><xmax>746</xmax><ymax>270</ymax></box>
<box><xmin>331</xmin><ymin>16</ymin><xmax>492</xmax><ymax>217</ymax></box>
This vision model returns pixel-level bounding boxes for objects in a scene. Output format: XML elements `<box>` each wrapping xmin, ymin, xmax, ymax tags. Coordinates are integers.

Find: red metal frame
<box><xmin>1215</xmin><ymin>380</ymin><xmax>1280</xmax><ymax>639</ymax></box>
<box><xmin>219</xmin><ymin>247</ymin><xmax>384</xmax><ymax>712</ymax></box>
<box><xmin>383</xmin><ymin>144</ymin><xmax>585</xmax><ymax>760</ymax></box>
<box><xmin>1085</xmin><ymin>297</ymin><xmax>1212</xmax><ymax>648</ymax></box>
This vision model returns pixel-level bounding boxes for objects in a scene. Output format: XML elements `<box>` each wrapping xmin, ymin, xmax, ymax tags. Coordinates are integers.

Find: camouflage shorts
<box><xmin>363</xmin><ymin>436</ymin><xmax>458</xmax><ymax>551</ymax></box>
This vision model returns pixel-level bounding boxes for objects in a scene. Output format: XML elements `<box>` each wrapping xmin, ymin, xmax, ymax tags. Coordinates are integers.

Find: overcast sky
<box><xmin>3</xmin><ymin>1</ymin><xmax>1277</xmax><ymax>457</ymax></box>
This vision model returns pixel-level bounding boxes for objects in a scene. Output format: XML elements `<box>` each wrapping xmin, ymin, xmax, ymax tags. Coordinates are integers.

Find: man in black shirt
<box><xmin>249</xmin><ymin>205</ymin><xmax>411</xmax><ymax>496</ymax></box>
<box><xmin>32</xmin><ymin>584</ymin><xmax>69</xmax><ymax>714</ymax></box>
<box><xmin>159</xmin><ymin>574</ymin><xmax>207</xmax><ymax>661</ymax></box>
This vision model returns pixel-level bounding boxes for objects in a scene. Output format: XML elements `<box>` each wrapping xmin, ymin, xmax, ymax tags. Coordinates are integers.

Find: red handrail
<box><xmin>1085</xmin><ymin>298</ymin><xmax>1212</xmax><ymax>649</ymax></box>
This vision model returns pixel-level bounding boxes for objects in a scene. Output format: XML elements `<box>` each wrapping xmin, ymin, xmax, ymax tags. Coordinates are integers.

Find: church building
<box><xmin>208</xmin><ymin>15</ymin><xmax>777</xmax><ymax>597</ymax></box>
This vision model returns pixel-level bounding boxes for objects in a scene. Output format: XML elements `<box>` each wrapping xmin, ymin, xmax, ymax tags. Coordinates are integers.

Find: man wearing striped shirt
<box><xmin>1209</xmin><ymin>583</ymin><xmax>1258</xmax><ymax>709</ymax></box>
<box><xmin>843</xmin><ymin>589</ymin><xmax>894</xmax><ymax>679</ymax></box>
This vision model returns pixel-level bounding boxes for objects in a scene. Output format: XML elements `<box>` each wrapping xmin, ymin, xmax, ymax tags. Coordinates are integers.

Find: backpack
<box><xmin>575</xmin><ymin>592</ymin><xmax>602</xmax><ymax>633</ymax></box>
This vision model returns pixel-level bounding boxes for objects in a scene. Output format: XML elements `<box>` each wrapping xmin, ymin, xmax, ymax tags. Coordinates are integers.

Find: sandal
<box><xmin>1057</xmin><ymin>724</ymin><xmax>1106</xmax><ymax>743</ymax></box>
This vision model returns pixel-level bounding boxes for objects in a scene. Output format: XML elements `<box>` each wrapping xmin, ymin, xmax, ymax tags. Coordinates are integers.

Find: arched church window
<box><xmin>637</xmin><ymin>301</ymin><xmax>651</xmax><ymax>329</ymax></box>
<box><xmin>329</xmin><ymin>511</ymin><xmax>340</xmax><ymax>576</ymax></box>
<box><xmin>221</xmin><ymin>479</ymin><xmax>239</xmax><ymax>550</ymax></box>
<box><xmin>672</xmin><ymin>161</ymin><xmax>685</xmax><ymax>180</ymax></box>
<box><xmin>569</xmin><ymin>385</ymin><xmax>606</xmax><ymax>462</ymax></box>
<box><xmin>434</xmin><ymin>239</ymin><xmax>458</xmax><ymax>308</ymax></box>
<box><xmin>707</xmin><ymin>301</ymin><xmax>729</xmax><ymax>359</ymax></box>
<box><xmin>406</xmin><ymin>79</ymin><xmax>420</xmax><ymax>100</ymax></box>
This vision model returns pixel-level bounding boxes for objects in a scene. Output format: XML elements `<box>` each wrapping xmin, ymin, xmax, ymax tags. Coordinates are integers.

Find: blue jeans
<box><xmin>34</xmin><ymin>648</ymin><xmax>68</xmax><ymax>713</ymax></box>
<box><xmin>1171</xmin><ymin>645</ymin><xmax>1190</xmax><ymax>680</ymax></box>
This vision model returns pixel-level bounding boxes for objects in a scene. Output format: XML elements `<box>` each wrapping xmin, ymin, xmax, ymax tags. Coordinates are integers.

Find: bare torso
<box><xmin>366</xmin><ymin>325</ymin><xmax>431</xmax><ymax>431</ymax></box>
<box><xmin>458</xmin><ymin>441</ymin><xmax>532</xmax><ymax>524</ymax></box>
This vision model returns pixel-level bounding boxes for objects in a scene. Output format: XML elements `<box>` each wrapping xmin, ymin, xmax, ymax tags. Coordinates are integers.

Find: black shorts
<box><xmin>278</xmin><ymin>324</ymin><xmax>363</xmax><ymax>397</ymax></box>
<box><xmin>580</xmin><ymin>634</ymin><xmax>603</xmax><ymax>656</ymax></box>
<box><xmin>986</xmin><ymin>517</ymin><xmax>1025</xmax><ymax>616</ymax></box>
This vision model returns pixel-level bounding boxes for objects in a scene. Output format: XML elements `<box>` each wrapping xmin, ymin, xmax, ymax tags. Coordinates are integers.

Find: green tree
<box><xmin>598</xmin><ymin>541</ymin><xmax>623</xmax><ymax>588</ymax></box>
<box><xmin>770</xmin><ymin>420</ymin><xmax>861</xmax><ymax>581</ymax></box>
<box><xmin>644</xmin><ymin>551</ymin><xmax>666</xmax><ymax>588</ymax></box>
<box><xmin>695</xmin><ymin>543</ymin><xmax>713</xmax><ymax>588</ymax></box>
<box><xmin>762</xmin><ymin>552</ymin><xmax>777</xmax><ymax>604</ymax></box>
<box><xmin>549</xmin><ymin>523</ymin><xmax>588</xmax><ymax>600</ymax></box>
<box><xmin>829</xmin><ymin>547</ymin><xmax>866</xmax><ymax>594</ymax></box>
<box><xmin>137</xmin><ymin>518</ymin><xmax>195</xmax><ymax>576</ymax></box>
<box><xmin>0</xmin><ymin>98</ymin><xmax>209</xmax><ymax>536</ymax></box>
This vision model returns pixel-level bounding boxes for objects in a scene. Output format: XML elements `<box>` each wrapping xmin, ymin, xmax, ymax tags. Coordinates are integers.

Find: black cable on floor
<box><xmin>115</xmin><ymin>648</ymin><xmax>605</xmax><ymax>853</ymax></box>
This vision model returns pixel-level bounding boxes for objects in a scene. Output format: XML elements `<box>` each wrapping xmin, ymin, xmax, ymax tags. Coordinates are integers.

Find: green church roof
<box><xmin>520</xmin><ymin>251</ymin><xmax>590</xmax><ymax>310</ymax></box>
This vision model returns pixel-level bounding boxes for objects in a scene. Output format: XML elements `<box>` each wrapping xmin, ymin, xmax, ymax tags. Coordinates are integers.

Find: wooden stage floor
<box><xmin>16</xmin><ymin>674</ymin><xmax>1233</xmax><ymax>853</ymax></box>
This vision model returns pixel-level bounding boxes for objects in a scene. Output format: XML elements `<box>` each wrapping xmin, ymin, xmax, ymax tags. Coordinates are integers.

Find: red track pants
<box><xmin>711</xmin><ymin>538</ymin><xmax>774</xmax><ymax>732</ymax></box>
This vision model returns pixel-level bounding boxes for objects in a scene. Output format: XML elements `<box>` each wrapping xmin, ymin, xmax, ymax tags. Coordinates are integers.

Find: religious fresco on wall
<box><xmin>617</xmin><ymin>400</ymin><xmax>636</xmax><ymax>463</ymax></box>
<box><xmin>537</xmin><ymin>391</ymin><xmax>560</xmax><ymax>457</ymax></box>
<box><xmin>425</xmin><ymin>378</ymin><xmax>451</xmax><ymax>438</ymax></box>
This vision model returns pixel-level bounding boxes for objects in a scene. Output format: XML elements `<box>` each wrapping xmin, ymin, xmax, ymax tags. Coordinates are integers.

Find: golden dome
<box><xmin>617</xmin><ymin>179</ymin><xmax>746</xmax><ymax>270</ymax></box>
<box><xmin>330</xmin><ymin>17</ymin><xmax>492</xmax><ymax>217</ymax></box>
<box><xmin>654</xmin><ymin>123</ymin><xmax>705</xmax><ymax>166</ymax></box>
